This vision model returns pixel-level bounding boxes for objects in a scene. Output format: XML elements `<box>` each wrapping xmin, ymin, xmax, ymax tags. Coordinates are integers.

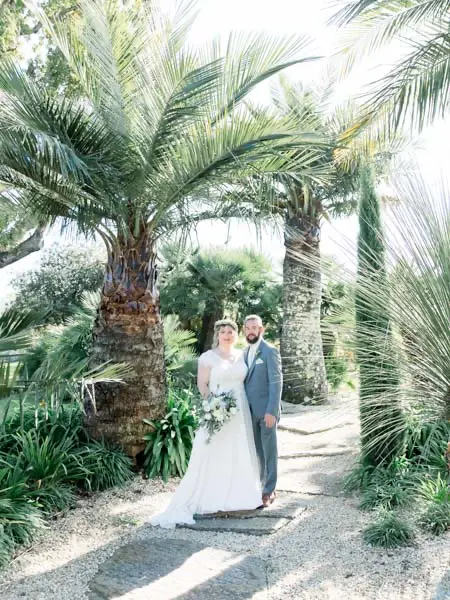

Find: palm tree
<box><xmin>332</xmin><ymin>0</ymin><xmax>450</xmax><ymax>134</ymax></box>
<box><xmin>161</xmin><ymin>247</ymin><xmax>276</xmax><ymax>352</ymax></box>
<box><xmin>0</xmin><ymin>0</ymin><xmax>326</xmax><ymax>455</ymax></box>
<box><xmin>229</xmin><ymin>81</ymin><xmax>360</xmax><ymax>403</ymax></box>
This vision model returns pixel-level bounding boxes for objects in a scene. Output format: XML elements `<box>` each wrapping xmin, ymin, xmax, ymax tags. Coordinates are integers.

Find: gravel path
<box><xmin>1</xmin><ymin>394</ymin><xmax>449</xmax><ymax>600</ymax></box>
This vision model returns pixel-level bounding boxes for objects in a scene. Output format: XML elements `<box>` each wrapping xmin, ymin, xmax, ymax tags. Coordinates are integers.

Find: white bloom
<box><xmin>229</xmin><ymin>407</ymin><xmax>237</xmax><ymax>415</ymax></box>
<box><xmin>203</xmin><ymin>402</ymin><xmax>211</xmax><ymax>412</ymax></box>
<box><xmin>204</xmin><ymin>413</ymin><xmax>212</xmax><ymax>420</ymax></box>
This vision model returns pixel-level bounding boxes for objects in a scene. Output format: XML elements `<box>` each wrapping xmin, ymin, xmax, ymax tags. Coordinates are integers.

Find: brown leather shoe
<box><xmin>262</xmin><ymin>492</ymin><xmax>276</xmax><ymax>508</ymax></box>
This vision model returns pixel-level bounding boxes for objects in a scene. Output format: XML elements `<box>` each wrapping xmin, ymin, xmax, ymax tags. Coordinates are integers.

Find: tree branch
<box><xmin>0</xmin><ymin>226</ymin><xmax>45</xmax><ymax>269</ymax></box>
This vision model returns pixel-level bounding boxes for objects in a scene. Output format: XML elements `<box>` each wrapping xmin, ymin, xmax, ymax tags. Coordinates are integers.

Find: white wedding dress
<box><xmin>150</xmin><ymin>349</ymin><xmax>262</xmax><ymax>529</ymax></box>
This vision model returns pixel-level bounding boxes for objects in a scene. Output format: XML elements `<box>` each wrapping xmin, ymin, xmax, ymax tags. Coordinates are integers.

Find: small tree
<box><xmin>11</xmin><ymin>245</ymin><xmax>103</xmax><ymax>324</ymax></box>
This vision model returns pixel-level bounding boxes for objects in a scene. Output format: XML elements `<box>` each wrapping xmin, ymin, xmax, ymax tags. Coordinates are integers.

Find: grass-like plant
<box><xmin>363</xmin><ymin>510</ymin><xmax>415</xmax><ymax>548</ymax></box>
<box><xmin>420</xmin><ymin>501</ymin><xmax>450</xmax><ymax>536</ymax></box>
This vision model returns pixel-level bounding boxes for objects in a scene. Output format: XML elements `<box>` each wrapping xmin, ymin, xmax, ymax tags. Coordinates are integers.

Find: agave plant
<box><xmin>0</xmin><ymin>0</ymin><xmax>329</xmax><ymax>454</ymax></box>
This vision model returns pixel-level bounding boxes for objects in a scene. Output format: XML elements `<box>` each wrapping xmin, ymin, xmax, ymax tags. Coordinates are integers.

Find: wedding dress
<box><xmin>150</xmin><ymin>349</ymin><xmax>262</xmax><ymax>529</ymax></box>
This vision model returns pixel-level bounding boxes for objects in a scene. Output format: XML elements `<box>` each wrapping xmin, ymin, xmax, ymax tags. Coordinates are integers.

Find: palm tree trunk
<box><xmin>84</xmin><ymin>230</ymin><xmax>165</xmax><ymax>458</ymax></box>
<box><xmin>198</xmin><ymin>303</ymin><xmax>224</xmax><ymax>353</ymax></box>
<box><xmin>281</xmin><ymin>210</ymin><xmax>328</xmax><ymax>404</ymax></box>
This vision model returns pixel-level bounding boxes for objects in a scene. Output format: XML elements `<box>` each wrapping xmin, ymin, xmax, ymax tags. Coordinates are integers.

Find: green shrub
<box><xmin>324</xmin><ymin>355</ymin><xmax>353</xmax><ymax>392</ymax></box>
<box><xmin>363</xmin><ymin>511</ymin><xmax>414</xmax><ymax>548</ymax></box>
<box><xmin>359</xmin><ymin>481</ymin><xmax>411</xmax><ymax>511</ymax></box>
<box><xmin>0</xmin><ymin>404</ymin><xmax>86</xmax><ymax>452</ymax></box>
<box><xmin>76</xmin><ymin>440</ymin><xmax>133</xmax><ymax>492</ymax></box>
<box><xmin>419</xmin><ymin>473</ymin><xmax>450</xmax><ymax>504</ymax></box>
<box><xmin>0</xmin><ymin>464</ymin><xmax>45</xmax><ymax>566</ymax></box>
<box><xmin>405</xmin><ymin>420</ymin><xmax>450</xmax><ymax>474</ymax></box>
<box><xmin>11</xmin><ymin>429</ymin><xmax>88</xmax><ymax>513</ymax></box>
<box><xmin>420</xmin><ymin>501</ymin><xmax>450</xmax><ymax>535</ymax></box>
<box><xmin>11</xmin><ymin>245</ymin><xmax>103</xmax><ymax>325</ymax></box>
<box><xmin>143</xmin><ymin>388</ymin><xmax>198</xmax><ymax>482</ymax></box>
<box><xmin>343</xmin><ymin>461</ymin><xmax>376</xmax><ymax>493</ymax></box>
<box><xmin>0</xmin><ymin>403</ymin><xmax>134</xmax><ymax>565</ymax></box>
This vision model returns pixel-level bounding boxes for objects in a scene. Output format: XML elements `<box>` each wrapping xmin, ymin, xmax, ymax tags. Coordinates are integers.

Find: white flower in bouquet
<box><xmin>196</xmin><ymin>390</ymin><xmax>239</xmax><ymax>443</ymax></box>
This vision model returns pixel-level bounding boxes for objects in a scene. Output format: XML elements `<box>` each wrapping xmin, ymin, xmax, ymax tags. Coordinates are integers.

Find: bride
<box><xmin>151</xmin><ymin>318</ymin><xmax>262</xmax><ymax>529</ymax></box>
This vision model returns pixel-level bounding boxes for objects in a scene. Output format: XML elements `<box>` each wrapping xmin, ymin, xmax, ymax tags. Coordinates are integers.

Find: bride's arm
<box><xmin>197</xmin><ymin>359</ymin><xmax>211</xmax><ymax>399</ymax></box>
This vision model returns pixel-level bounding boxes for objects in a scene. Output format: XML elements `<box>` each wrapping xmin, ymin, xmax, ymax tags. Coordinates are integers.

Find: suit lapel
<box><xmin>244</xmin><ymin>346</ymin><xmax>250</xmax><ymax>368</ymax></box>
<box><xmin>246</xmin><ymin>340</ymin><xmax>264</xmax><ymax>380</ymax></box>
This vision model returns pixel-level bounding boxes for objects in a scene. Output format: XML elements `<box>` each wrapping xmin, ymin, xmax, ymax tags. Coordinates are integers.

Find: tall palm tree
<box><xmin>332</xmin><ymin>0</ymin><xmax>450</xmax><ymax>134</ymax></box>
<box><xmin>227</xmin><ymin>81</ymin><xmax>360</xmax><ymax>403</ymax></box>
<box><xmin>0</xmin><ymin>0</ymin><xmax>326</xmax><ymax>455</ymax></box>
<box><xmin>274</xmin><ymin>82</ymin><xmax>361</xmax><ymax>404</ymax></box>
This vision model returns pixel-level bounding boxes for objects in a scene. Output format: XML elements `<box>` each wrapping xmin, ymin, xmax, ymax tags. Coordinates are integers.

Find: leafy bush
<box><xmin>143</xmin><ymin>388</ymin><xmax>198</xmax><ymax>482</ymax></box>
<box><xmin>0</xmin><ymin>464</ymin><xmax>44</xmax><ymax>566</ymax></box>
<box><xmin>0</xmin><ymin>403</ymin><xmax>134</xmax><ymax>565</ymax></box>
<box><xmin>405</xmin><ymin>419</ymin><xmax>450</xmax><ymax>474</ymax></box>
<box><xmin>20</xmin><ymin>292</ymin><xmax>99</xmax><ymax>382</ymax></box>
<box><xmin>419</xmin><ymin>473</ymin><xmax>450</xmax><ymax>505</ymax></box>
<box><xmin>324</xmin><ymin>355</ymin><xmax>354</xmax><ymax>392</ymax></box>
<box><xmin>11</xmin><ymin>245</ymin><xmax>103</xmax><ymax>324</ymax></box>
<box><xmin>363</xmin><ymin>511</ymin><xmax>414</xmax><ymax>548</ymax></box>
<box><xmin>420</xmin><ymin>501</ymin><xmax>450</xmax><ymax>535</ymax></box>
<box><xmin>164</xmin><ymin>314</ymin><xmax>197</xmax><ymax>389</ymax></box>
<box><xmin>76</xmin><ymin>440</ymin><xmax>133</xmax><ymax>492</ymax></box>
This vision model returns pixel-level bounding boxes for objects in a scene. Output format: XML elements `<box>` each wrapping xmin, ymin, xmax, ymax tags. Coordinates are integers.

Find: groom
<box><xmin>244</xmin><ymin>315</ymin><xmax>282</xmax><ymax>507</ymax></box>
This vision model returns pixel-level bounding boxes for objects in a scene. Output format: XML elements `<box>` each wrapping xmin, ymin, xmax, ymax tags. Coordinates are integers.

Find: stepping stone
<box><xmin>182</xmin><ymin>492</ymin><xmax>307</xmax><ymax>535</ymax></box>
<box><xmin>194</xmin><ymin>492</ymin><xmax>306</xmax><ymax>521</ymax></box>
<box><xmin>277</xmin><ymin>454</ymin><xmax>355</xmax><ymax>496</ymax></box>
<box><xmin>88</xmin><ymin>538</ymin><xmax>266</xmax><ymax>599</ymax></box>
<box><xmin>182</xmin><ymin>516</ymin><xmax>290</xmax><ymax>535</ymax></box>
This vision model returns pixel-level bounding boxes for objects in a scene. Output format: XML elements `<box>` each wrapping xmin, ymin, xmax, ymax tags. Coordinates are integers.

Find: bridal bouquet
<box><xmin>196</xmin><ymin>391</ymin><xmax>239</xmax><ymax>443</ymax></box>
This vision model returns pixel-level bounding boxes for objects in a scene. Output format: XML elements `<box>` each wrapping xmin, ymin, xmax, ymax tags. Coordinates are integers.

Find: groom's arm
<box><xmin>266</xmin><ymin>347</ymin><xmax>282</xmax><ymax>418</ymax></box>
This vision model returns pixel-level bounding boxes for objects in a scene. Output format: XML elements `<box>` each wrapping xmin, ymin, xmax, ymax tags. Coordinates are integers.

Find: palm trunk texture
<box><xmin>281</xmin><ymin>211</ymin><xmax>328</xmax><ymax>404</ymax></box>
<box><xmin>84</xmin><ymin>231</ymin><xmax>165</xmax><ymax>457</ymax></box>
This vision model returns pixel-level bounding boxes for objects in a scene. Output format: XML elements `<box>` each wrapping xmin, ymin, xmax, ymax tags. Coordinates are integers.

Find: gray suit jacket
<box><xmin>244</xmin><ymin>339</ymin><xmax>282</xmax><ymax>419</ymax></box>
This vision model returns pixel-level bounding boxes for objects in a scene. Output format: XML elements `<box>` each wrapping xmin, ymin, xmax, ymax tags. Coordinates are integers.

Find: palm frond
<box><xmin>366</xmin><ymin>25</ymin><xmax>450</xmax><ymax>133</ymax></box>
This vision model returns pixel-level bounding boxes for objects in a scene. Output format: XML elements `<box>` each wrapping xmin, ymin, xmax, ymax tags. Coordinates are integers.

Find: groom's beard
<box><xmin>246</xmin><ymin>334</ymin><xmax>260</xmax><ymax>345</ymax></box>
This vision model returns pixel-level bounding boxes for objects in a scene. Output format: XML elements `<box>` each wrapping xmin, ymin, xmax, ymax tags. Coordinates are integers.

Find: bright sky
<box><xmin>2</xmin><ymin>0</ymin><xmax>450</xmax><ymax>303</ymax></box>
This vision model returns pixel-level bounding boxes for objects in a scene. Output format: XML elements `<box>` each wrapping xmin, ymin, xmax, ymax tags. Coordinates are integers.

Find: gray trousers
<box><xmin>251</xmin><ymin>411</ymin><xmax>278</xmax><ymax>495</ymax></box>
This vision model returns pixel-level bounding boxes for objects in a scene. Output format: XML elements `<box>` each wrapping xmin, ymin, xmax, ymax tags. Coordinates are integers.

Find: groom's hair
<box><xmin>244</xmin><ymin>314</ymin><xmax>263</xmax><ymax>327</ymax></box>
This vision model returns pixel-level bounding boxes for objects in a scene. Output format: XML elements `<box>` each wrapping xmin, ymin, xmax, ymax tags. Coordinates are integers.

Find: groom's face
<box><xmin>244</xmin><ymin>319</ymin><xmax>264</xmax><ymax>344</ymax></box>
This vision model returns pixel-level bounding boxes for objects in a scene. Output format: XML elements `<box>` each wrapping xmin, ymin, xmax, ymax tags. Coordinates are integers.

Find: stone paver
<box><xmin>87</xmin><ymin>538</ymin><xmax>267</xmax><ymax>600</ymax></box>
<box><xmin>194</xmin><ymin>492</ymin><xmax>307</xmax><ymax>521</ymax></box>
<box><xmin>277</xmin><ymin>453</ymin><xmax>356</xmax><ymax>496</ymax></box>
<box><xmin>181</xmin><ymin>515</ymin><xmax>292</xmax><ymax>535</ymax></box>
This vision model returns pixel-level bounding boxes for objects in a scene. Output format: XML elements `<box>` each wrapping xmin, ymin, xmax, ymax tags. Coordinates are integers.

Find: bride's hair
<box><xmin>212</xmin><ymin>318</ymin><xmax>238</xmax><ymax>348</ymax></box>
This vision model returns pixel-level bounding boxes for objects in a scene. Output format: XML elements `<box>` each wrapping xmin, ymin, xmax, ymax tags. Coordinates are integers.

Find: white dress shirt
<box><xmin>248</xmin><ymin>337</ymin><xmax>263</xmax><ymax>367</ymax></box>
